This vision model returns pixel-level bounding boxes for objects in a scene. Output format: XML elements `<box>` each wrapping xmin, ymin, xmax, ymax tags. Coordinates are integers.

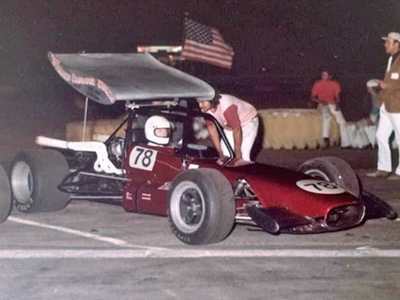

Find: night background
<box><xmin>1</xmin><ymin>0</ymin><xmax>400</xmax><ymax>126</ymax></box>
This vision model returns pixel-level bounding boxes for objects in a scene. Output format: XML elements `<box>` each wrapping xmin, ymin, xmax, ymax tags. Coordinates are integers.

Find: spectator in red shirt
<box><xmin>197</xmin><ymin>93</ymin><xmax>258</xmax><ymax>164</ymax></box>
<box><xmin>311</xmin><ymin>71</ymin><xmax>350</xmax><ymax>148</ymax></box>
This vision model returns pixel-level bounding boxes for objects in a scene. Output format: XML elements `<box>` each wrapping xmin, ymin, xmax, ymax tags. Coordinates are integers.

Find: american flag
<box><xmin>182</xmin><ymin>19</ymin><xmax>234</xmax><ymax>69</ymax></box>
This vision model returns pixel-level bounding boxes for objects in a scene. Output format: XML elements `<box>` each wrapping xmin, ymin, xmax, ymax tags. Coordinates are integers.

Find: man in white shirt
<box><xmin>197</xmin><ymin>93</ymin><xmax>258</xmax><ymax>164</ymax></box>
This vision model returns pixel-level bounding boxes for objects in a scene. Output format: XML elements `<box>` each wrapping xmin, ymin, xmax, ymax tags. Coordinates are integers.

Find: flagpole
<box><xmin>181</xmin><ymin>12</ymin><xmax>189</xmax><ymax>72</ymax></box>
<box><xmin>182</xmin><ymin>12</ymin><xmax>189</xmax><ymax>51</ymax></box>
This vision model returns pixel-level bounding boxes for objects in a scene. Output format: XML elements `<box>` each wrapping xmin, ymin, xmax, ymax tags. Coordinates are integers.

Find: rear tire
<box><xmin>298</xmin><ymin>156</ymin><xmax>360</xmax><ymax>197</ymax></box>
<box><xmin>167</xmin><ymin>169</ymin><xmax>235</xmax><ymax>245</ymax></box>
<box><xmin>0</xmin><ymin>165</ymin><xmax>12</xmax><ymax>223</ymax></box>
<box><xmin>10</xmin><ymin>150</ymin><xmax>70</xmax><ymax>213</ymax></box>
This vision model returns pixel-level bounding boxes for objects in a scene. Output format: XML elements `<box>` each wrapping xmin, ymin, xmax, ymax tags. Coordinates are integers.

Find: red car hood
<box><xmin>192</xmin><ymin>161</ymin><xmax>360</xmax><ymax>219</ymax></box>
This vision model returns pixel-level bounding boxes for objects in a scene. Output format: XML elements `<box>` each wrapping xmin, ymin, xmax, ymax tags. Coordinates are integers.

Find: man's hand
<box><xmin>233</xmin><ymin>158</ymin><xmax>248</xmax><ymax>166</ymax></box>
<box><xmin>380</xmin><ymin>80</ymin><xmax>387</xmax><ymax>90</ymax></box>
<box><xmin>234</xmin><ymin>150</ymin><xmax>242</xmax><ymax>160</ymax></box>
<box><xmin>227</xmin><ymin>157</ymin><xmax>250</xmax><ymax>167</ymax></box>
<box><xmin>216</xmin><ymin>156</ymin><xmax>252</xmax><ymax>167</ymax></box>
<box><xmin>205</xmin><ymin>121</ymin><xmax>223</xmax><ymax>157</ymax></box>
<box><xmin>216</xmin><ymin>156</ymin><xmax>228</xmax><ymax>166</ymax></box>
<box><xmin>216</xmin><ymin>151</ymin><xmax>225</xmax><ymax>165</ymax></box>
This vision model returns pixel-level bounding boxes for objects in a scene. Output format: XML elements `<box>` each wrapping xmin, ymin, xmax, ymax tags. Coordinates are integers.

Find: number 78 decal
<box><xmin>129</xmin><ymin>146</ymin><xmax>158</xmax><ymax>171</ymax></box>
<box><xmin>296</xmin><ymin>179</ymin><xmax>345</xmax><ymax>195</ymax></box>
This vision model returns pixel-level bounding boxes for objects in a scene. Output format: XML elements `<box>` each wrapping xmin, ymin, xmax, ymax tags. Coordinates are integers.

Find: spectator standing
<box><xmin>311</xmin><ymin>71</ymin><xmax>350</xmax><ymax>148</ymax></box>
<box><xmin>197</xmin><ymin>93</ymin><xmax>258</xmax><ymax>163</ymax></box>
<box><xmin>367</xmin><ymin>32</ymin><xmax>400</xmax><ymax>180</ymax></box>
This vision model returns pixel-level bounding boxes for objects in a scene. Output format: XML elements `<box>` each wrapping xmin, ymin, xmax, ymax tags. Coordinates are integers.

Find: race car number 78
<box><xmin>296</xmin><ymin>179</ymin><xmax>345</xmax><ymax>195</ymax></box>
<box><xmin>129</xmin><ymin>146</ymin><xmax>158</xmax><ymax>171</ymax></box>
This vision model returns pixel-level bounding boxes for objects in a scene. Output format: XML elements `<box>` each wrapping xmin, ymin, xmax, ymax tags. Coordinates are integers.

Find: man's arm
<box><xmin>380</xmin><ymin>61</ymin><xmax>400</xmax><ymax>91</ymax></box>
<box><xmin>367</xmin><ymin>87</ymin><xmax>379</xmax><ymax>99</ymax></box>
<box><xmin>232</xmin><ymin>127</ymin><xmax>243</xmax><ymax>159</ymax></box>
<box><xmin>311</xmin><ymin>94</ymin><xmax>319</xmax><ymax>102</ymax></box>
<box><xmin>311</xmin><ymin>83</ymin><xmax>319</xmax><ymax>102</ymax></box>
<box><xmin>334</xmin><ymin>95</ymin><xmax>340</xmax><ymax>111</ymax></box>
<box><xmin>334</xmin><ymin>93</ymin><xmax>341</xmax><ymax>104</ymax></box>
<box><xmin>222</xmin><ymin>105</ymin><xmax>244</xmax><ymax>159</ymax></box>
<box><xmin>334</xmin><ymin>92</ymin><xmax>341</xmax><ymax>108</ymax></box>
<box><xmin>334</xmin><ymin>81</ymin><xmax>341</xmax><ymax>104</ymax></box>
<box><xmin>380</xmin><ymin>79</ymin><xmax>400</xmax><ymax>91</ymax></box>
<box><xmin>205</xmin><ymin>120</ymin><xmax>223</xmax><ymax>157</ymax></box>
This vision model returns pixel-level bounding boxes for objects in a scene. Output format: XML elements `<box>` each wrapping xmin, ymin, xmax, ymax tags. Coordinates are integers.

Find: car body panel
<box><xmin>122</xmin><ymin>142</ymin><xmax>360</xmax><ymax>223</ymax></box>
<box><xmin>123</xmin><ymin>145</ymin><xmax>181</xmax><ymax>215</ymax></box>
<box><xmin>210</xmin><ymin>163</ymin><xmax>360</xmax><ymax>217</ymax></box>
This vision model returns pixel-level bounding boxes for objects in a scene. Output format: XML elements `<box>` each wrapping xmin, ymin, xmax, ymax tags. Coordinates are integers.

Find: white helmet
<box><xmin>144</xmin><ymin>115</ymin><xmax>171</xmax><ymax>145</ymax></box>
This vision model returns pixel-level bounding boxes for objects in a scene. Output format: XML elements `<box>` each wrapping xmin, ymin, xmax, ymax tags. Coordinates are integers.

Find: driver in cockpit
<box><xmin>144</xmin><ymin>115</ymin><xmax>172</xmax><ymax>146</ymax></box>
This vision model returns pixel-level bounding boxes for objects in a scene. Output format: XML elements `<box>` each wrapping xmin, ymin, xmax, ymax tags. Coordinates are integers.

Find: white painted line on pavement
<box><xmin>8</xmin><ymin>216</ymin><xmax>167</xmax><ymax>251</ymax></box>
<box><xmin>0</xmin><ymin>248</ymin><xmax>400</xmax><ymax>259</ymax></box>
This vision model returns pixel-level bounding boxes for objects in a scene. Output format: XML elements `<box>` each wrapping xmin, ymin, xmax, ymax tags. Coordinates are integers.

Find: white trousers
<box><xmin>376</xmin><ymin>104</ymin><xmax>400</xmax><ymax>175</ymax></box>
<box><xmin>221</xmin><ymin>117</ymin><xmax>259</xmax><ymax>161</ymax></box>
<box><xmin>320</xmin><ymin>104</ymin><xmax>350</xmax><ymax>147</ymax></box>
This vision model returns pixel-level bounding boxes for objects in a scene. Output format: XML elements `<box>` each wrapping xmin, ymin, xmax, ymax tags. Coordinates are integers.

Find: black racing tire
<box><xmin>298</xmin><ymin>156</ymin><xmax>360</xmax><ymax>197</ymax></box>
<box><xmin>10</xmin><ymin>150</ymin><xmax>70</xmax><ymax>213</ymax></box>
<box><xmin>167</xmin><ymin>168</ymin><xmax>236</xmax><ymax>245</ymax></box>
<box><xmin>0</xmin><ymin>165</ymin><xmax>12</xmax><ymax>223</ymax></box>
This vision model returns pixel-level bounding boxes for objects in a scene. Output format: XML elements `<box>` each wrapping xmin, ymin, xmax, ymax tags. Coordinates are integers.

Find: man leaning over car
<box><xmin>197</xmin><ymin>93</ymin><xmax>258</xmax><ymax>165</ymax></box>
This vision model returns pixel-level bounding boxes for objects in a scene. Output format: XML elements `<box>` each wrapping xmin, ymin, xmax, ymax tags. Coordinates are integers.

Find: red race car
<box><xmin>2</xmin><ymin>52</ymin><xmax>397</xmax><ymax>245</ymax></box>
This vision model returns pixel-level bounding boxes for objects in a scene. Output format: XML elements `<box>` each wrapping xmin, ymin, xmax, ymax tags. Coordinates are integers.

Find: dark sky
<box><xmin>2</xmin><ymin>0</ymin><xmax>400</xmax><ymax>80</ymax></box>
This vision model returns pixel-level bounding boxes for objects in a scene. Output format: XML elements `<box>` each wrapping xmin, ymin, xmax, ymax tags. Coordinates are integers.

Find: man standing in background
<box><xmin>367</xmin><ymin>32</ymin><xmax>400</xmax><ymax>180</ymax></box>
<box><xmin>311</xmin><ymin>70</ymin><xmax>350</xmax><ymax>148</ymax></box>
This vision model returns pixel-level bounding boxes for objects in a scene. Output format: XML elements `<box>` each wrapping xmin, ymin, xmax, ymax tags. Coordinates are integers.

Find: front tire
<box><xmin>0</xmin><ymin>165</ymin><xmax>12</xmax><ymax>223</ymax></box>
<box><xmin>298</xmin><ymin>156</ymin><xmax>360</xmax><ymax>197</ymax></box>
<box><xmin>167</xmin><ymin>169</ymin><xmax>235</xmax><ymax>245</ymax></box>
<box><xmin>10</xmin><ymin>150</ymin><xmax>70</xmax><ymax>213</ymax></box>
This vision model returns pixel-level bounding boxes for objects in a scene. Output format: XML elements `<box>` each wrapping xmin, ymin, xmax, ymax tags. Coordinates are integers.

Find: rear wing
<box><xmin>48</xmin><ymin>52</ymin><xmax>215</xmax><ymax>105</ymax></box>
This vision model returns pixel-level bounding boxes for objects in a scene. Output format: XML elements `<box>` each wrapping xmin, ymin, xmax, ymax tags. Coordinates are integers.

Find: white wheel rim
<box><xmin>11</xmin><ymin>161</ymin><xmax>33</xmax><ymax>203</ymax></box>
<box><xmin>170</xmin><ymin>181</ymin><xmax>206</xmax><ymax>234</ymax></box>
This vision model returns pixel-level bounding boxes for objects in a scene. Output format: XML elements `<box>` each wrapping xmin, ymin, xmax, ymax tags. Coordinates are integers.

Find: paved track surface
<box><xmin>1</xmin><ymin>145</ymin><xmax>399</xmax><ymax>300</ymax></box>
